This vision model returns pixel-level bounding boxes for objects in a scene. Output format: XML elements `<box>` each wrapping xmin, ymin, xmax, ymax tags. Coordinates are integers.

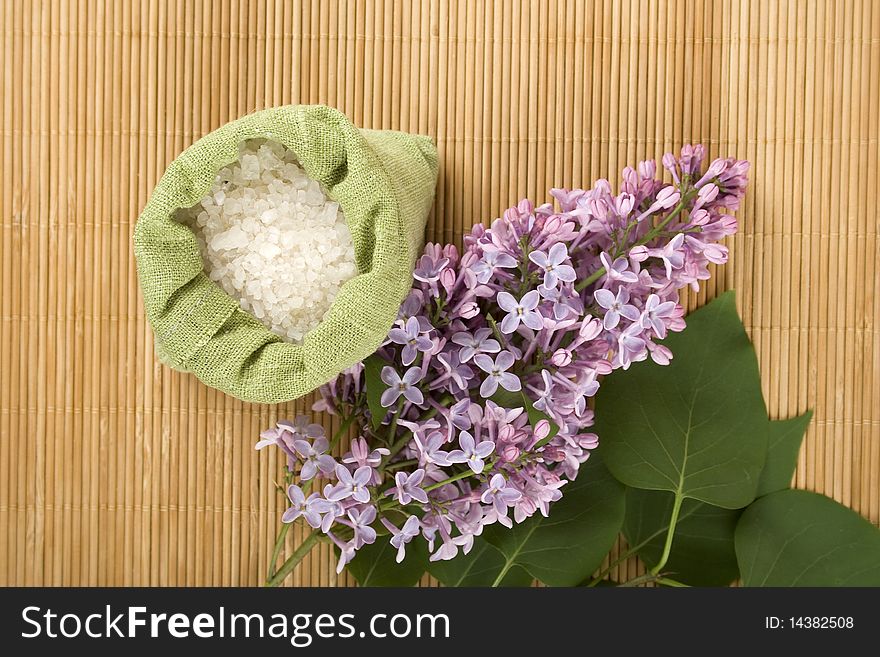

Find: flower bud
<box><xmin>458</xmin><ymin>302</ymin><xmax>479</xmax><ymax>319</ymax></box>
<box><xmin>629</xmin><ymin>245</ymin><xmax>649</xmax><ymax>262</ymax></box>
<box><xmin>690</xmin><ymin>208</ymin><xmax>710</xmax><ymax>225</ymax></box>
<box><xmin>654</xmin><ymin>186</ymin><xmax>681</xmax><ymax>209</ymax></box>
<box><xmin>543</xmin><ymin>215</ymin><xmax>562</xmax><ymax>235</ymax></box>
<box><xmin>697</xmin><ymin>182</ymin><xmax>719</xmax><ymax>204</ymax></box>
<box><xmin>637</xmin><ymin>160</ymin><xmax>656</xmax><ymax>180</ymax></box>
<box><xmin>551</xmin><ymin>348</ymin><xmax>572</xmax><ymax>367</ymax></box>
<box><xmin>499</xmin><ymin>444</ymin><xmax>521</xmax><ymax>463</ymax></box>
<box><xmin>578</xmin><ymin>317</ymin><xmax>603</xmax><ymax>341</ymax></box>
<box><xmin>534</xmin><ymin>419</ymin><xmax>551</xmax><ymax>441</ymax></box>
<box><xmin>460</xmin><ymin>249</ymin><xmax>479</xmax><ymax>268</ymax></box>
<box><xmin>440</xmin><ymin>268</ymin><xmax>456</xmax><ymax>293</ymax></box>
<box><xmin>615</xmin><ymin>193</ymin><xmax>635</xmax><ymax>217</ymax></box>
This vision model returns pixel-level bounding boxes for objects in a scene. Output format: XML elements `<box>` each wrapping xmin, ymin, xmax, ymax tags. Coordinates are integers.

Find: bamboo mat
<box><xmin>0</xmin><ymin>0</ymin><xmax>877</xmax><ymax>587</ymax></box>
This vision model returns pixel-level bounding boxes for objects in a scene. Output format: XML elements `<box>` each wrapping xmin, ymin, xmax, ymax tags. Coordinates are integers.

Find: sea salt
<box><xmin>179</xmin><ymin>139</ymin><xmax>356</xmax><ymax>343</ymax></box>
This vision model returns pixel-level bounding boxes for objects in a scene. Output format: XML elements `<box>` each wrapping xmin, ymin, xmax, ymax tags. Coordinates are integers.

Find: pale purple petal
<box><xmin>380</xmin><ymin>387</ymin><xmax>401</xmax><ymax>408</ymax></box>
<box><xmin>402</xmin><ymin>367</ymin><xmax>423</xmax><ymax>385</ymax></box>
<box><xmin>528</xmin><ymin>250</ymin><xmax>549</xmax><ymax>268</ymax></box>
<box><xmin>380</xmin><ymin>366</ymin><xmax>400</xmax><ymax>386</ymax></box>
<box><xmin>388</xmin><ymin>328</ymin><xmax>409</xmax><ymax>344</ymax></box>
<box><xmin>496</xmin><ymin>291</ymin><xmax>518</xmax><ymax>312</ymax></box>
<box><xmin>522</xmin><ymin>310</ymin><xmax>544</xmax><ymax>331</ymax></box>
<box><xmin>403</xmin><ymin>386</ymin><xmax>424</xmax><ymax>405</ymax></box>
<box><xmin>499</xmin><ymin>372</ymin><xmax>522</xmax><ymax>392</ymax></box>
<box><xmin>555</xmin><ymin>264</ymin><xmax>576</xmax><ymax>282</ymax></box>
<box><xmin>520</xmin><ymin>290</ymin><xmax>540</xmax><ymax>310</ymax></box>
<box><xmin>473</xmin><ymin>354</ymin><xmax>494</xmax><ymax>373</ymax></box>
<box><xmin>500</xmin><ymin>313</ymin><xmax>520</xmax><ymax>334</ymax></box>
<box><xmin>594</xmin><ymin>288</ymin><xmax>615</xmax><ymax>309</ymax></box>
<box><xmin>495</xmin><ymin>350</ymin><xmax>516</xmax><ymax>370</ymax></box>
<box><xmin>603</xmin><ymin>309</ymin><xmax>620</xmax><ymax>330</ymax></box>
<box><xmin>480</xmin><ymin>376</ymin><xmax>499</xmax><ymax>397</ymax></box>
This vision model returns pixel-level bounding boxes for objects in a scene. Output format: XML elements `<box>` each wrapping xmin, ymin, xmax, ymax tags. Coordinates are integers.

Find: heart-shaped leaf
<box><xmin>346</xmin><ymin>536</ymin><xmax>429</xmax><ymax>587</ymax></box>
<box><xmin>756</xmin><ymin>411</ymin><xmax>812</xmax><ymax>497</ymax></box>
<box><xmin>597</xmin><ymin>291</ymin><xmax>768</xmax><ymax>509</ymax></box>
<box><xmin>428</xmin><ymin>540</ymin><xmax>533</xmax><ymax>587</ymax></box>
<box><xmin>621</xmin><ymin>411</ymin><xmax>813</xmax><ymax>586</ymax></box>
<box><xmin>736</xmin><ymin>489</ymin><xmax>880</xmax><ymax>586</ymax></box>
<box><xmin>623</xmin><ymin>488</ymin><xmax>741</xmax><ymax>586</ymax></box>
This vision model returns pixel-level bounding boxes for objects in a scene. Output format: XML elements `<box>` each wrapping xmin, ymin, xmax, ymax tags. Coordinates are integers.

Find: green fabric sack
<box><xmin>134</xmin><ymin>105</ymin><xmax>438</xmax><ymax>404</ymax></box>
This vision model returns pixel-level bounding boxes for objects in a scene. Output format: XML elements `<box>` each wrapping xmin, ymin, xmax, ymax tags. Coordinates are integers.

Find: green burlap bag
<box><xmin>134</xmin><ymin>105</ymin><xmax>438</xmax><ymax>403</ymax></box>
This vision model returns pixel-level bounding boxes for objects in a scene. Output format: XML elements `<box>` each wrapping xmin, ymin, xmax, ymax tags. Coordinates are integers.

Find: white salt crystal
<box><xmin>179</xmin><ymin>138</ymin><xmax>356</xmax><ymax>343</ymax></box>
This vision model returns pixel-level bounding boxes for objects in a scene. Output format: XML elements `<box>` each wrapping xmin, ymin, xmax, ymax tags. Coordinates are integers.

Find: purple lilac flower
<box><xmin>414</xmin><ymin>431</ymin><xmax>454</xmax><ymax>467</ymax></box>
<box><xmin>292</xmin><ymin>436</ymin><xmax>337</xmax><ymax>481</ymax></box>
<box><xmin>481</xmin><ymin>474</ymin><xmax>522</xmax><ymax>516</ymax></box>
<box><xmin>387</xmin><ymin>515</ymin><xmax>421</xmax><ymax>563</ymax></box>
<box><xmin>529</xmin><ymin>242</ymin><xmax>576</xmax><ymax>288</ymax></box>
<box><xmin>594</xmin><ymin>286</ymin><xmax>640</xmax><ymax>330</ymax></box>
<box><xmin>345</xmin><ymin>506</ymin><xmax>377</xmax><ymax>548</ymax></box>
<box><xmin>413</xmin><ymin>253</ymin><xmax>449</xmax><ymax>283</ymax></box>
<box><xmin>389</xmin><ymin>469</ymin><xmax>430</xmax><ymax>505</ymax></box>
<box><xmin>472</xmin><ymin>246</ymin><xmax>517</xmax><ymax>283</ymax></box>
<box><xmin>497</xmin><ymin>290</ymin><xmax>543</xmax><ymax>333</ymax></box>
<box><xmin>435</xmin><ymin>350</ymin><xmax>474</xmax><ymax>391</ymax></box>
<box><xmin>447</xmin><ymin>430</ymin><xmax>495</xmax><ymax>474</ymax></box>
<box><xmin>380</xmin><ymin>366</ymin><xmax>424</xmax><ymax>407</ymax></box>
<box><xmin>282</xmin><ymin>485</ymin><xmax>330</xmax><ymax>527</ymax></box>
<box><xmin>600</xmin><ymin>252</ymin><xmax>639</xmax><ymax>284</ymax></box>
<box><xmin>570</xmin><ymin>370</ymin><xmax>599</xmax><ymax>417</ymax></box>
<box><xmin>449</xmin><ymin>398</ymin><xmax>472</xmax><ymax>430</ymax></box>
<box><xmin>343</xmin><ymin>437</ymin><xmax>390</xmax><ymax>469</ymax></box>
<box><xmin>474</xmin><ymin>351</ymin><xmax>522</xmax><ymax>397</ymax></box>
<box><xmin>640</xmin><ymin>294</ymin><xmax>677</xmax><ymax>339</ymax></box>
<box><xmin>646</xmin><ymin>233</ymin><xmax>686</xmax><ymax>279</ymax></box>
<box><xmin>326</xmin><ymin>464</ymin><xmax>373</xmax><ymax>503</ymax></box>
<box><xmin>286</xmin><ymin>415</ymin><xmax>325</xmax><ymax>439</ymax></box>
<box><xmin>451</xmin><ymin>328</ymin><xmax>501</xmax><ymax>363</ymax></box>
<box><xmin>388</xmin><ymin>316</ymin><xmax>434</xmax><ymax>365</ymax></box>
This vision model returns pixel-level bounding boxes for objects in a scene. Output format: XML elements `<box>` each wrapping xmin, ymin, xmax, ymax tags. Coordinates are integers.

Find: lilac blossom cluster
<box><xmin>259</xmin><ymin>145</ymin><xmax>749</xmax><ymax>573</ymax></box>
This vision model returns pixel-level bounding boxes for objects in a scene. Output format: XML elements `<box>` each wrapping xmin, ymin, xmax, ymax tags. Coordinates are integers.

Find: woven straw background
<box><xmin>1</xmin><ymin>0</ymin><xmax>877</xmax><ymax>587</ymax></box>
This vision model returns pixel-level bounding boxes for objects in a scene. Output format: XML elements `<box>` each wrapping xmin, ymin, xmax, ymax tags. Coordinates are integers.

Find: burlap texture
<box><xmin>134</xmin><ymin>105</ymin><xmax>438</xmax><ymax>403</ymax></box>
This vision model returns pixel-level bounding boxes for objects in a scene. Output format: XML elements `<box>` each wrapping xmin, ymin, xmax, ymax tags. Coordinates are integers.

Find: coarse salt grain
<box><xmin>179</xmin><ymin>139</ymin><xmax>357</xmax><ymax>343</ymax></box>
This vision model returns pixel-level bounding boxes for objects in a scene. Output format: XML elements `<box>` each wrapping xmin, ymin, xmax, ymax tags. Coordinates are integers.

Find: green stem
<box><xmin>265</xmin><ymin>529</ymin><xmax>322</xmax><ymax>587</ymax></box>
<box><xmin>266</xmin><ymin>523</ymin><xmax>291</xmax><ymax>582</ymax></box>
<box><xmin>424</xmin><ymin>468</ymin><xmax>475</xmax><ymax>492</ymax></box>
<box><xmin>650</xmin><ymin>490</ymin><xmax>683</xmax><ymax>576</ymax></box>
<box><xmin>328</xmin><ymin>414</ymin><xmax>356</xmax><ymax>451</ymax></box>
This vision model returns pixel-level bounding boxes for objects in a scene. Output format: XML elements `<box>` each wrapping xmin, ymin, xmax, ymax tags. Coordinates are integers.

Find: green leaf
<box><xmin>428</xmin><ymin>539</ymin><xmax>533</xmax><ymax>587</ymax></box>
<box><xmin>756</xmin><ymin>411</ymin><xmax>812</xmax><ymax>497</ymax></box>
<box><xmin>346</xmin><ymin>536</ymin><xmax>429</xmax><ymax>587</ymax></box>
<box><xmin>736</xmin><ymin>489</ymin><xmax>880</xmax><ymax>586</ymax></box>
<box><xmin>363</xmin><ymin>354</ymin><xmax>387</xmax><ymax>430</ymax></box>
<box><xmin>479</xmin><ymin>453</ymin><xmax>625</xmax><ymax>586</ymax></box>
<box><xmin>623</xmin><ymin>488</ymin><xmax>741</xmax><ymax>586</ymax></box>
<box><xmin>597</xmin><ymin>291</ymin><xmax>768</xmax><ymax>509</ymax></box>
